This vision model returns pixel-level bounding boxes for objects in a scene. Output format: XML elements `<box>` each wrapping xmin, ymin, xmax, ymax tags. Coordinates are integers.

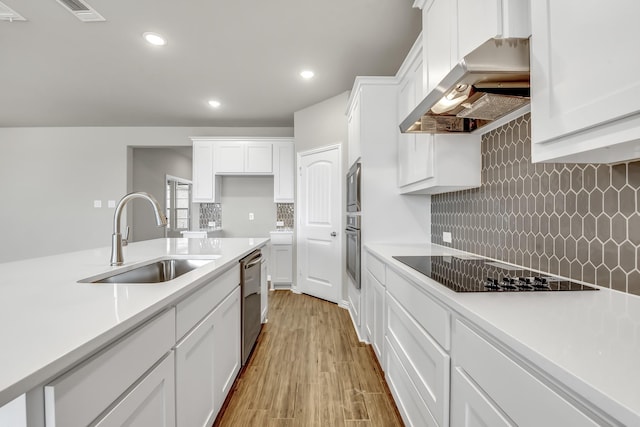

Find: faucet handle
<box><xmin>122</xmin><ymin>226</ymin><xmax>130</xmax><ymax>247</ymax></box>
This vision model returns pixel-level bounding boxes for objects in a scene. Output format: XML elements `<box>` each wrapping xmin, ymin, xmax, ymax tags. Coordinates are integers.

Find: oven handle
<box><xmin>345</xmin><ymin>228</ymin><xmax>359</xmax><ymax>235</ymax></box>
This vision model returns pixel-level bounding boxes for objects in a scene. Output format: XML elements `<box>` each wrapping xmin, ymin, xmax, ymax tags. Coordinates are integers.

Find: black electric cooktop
<box><xmin>392</xmin><ymin>255</ymin><xmax>598</xmax><ymax>293</ymax></box>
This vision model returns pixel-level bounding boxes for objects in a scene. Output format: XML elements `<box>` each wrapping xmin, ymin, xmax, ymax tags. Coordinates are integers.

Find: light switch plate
<box><xmin>276</xmin><ymin>221</ymin><xmax>284</xmax><ymax>227</ymax></box>
<box><xmin>443</xmin><ymin>231</ymin><xmax>452</xmax><ymax>243</ymax></box>
<box><xmin>249</xmin><ymin>212</ymin><xmax>254</xmax><ymax>220</ymax></box>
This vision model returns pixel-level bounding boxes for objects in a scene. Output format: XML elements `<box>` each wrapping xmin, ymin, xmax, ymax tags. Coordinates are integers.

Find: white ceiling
<box><xmin>0</xmin><ymin>0</ymin><xmax>421</xmax><ymax>127</ymax></box>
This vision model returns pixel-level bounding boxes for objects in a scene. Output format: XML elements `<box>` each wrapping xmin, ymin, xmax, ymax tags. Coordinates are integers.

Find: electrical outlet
<box><xmin>276</xmin><ymin>220</ymin><xmax>284</xmax><ymax>227</ymax></box>
<box><xmin>107</xmin><ymin>200</ymin><xmax>116</xmax><ymax>208</ymax></box>
<box><xmin>93</xmin><ymin>200</ymin><xmax>102</xmax><ymax>208</ymax></box>
<box><xmin>249</xmin><ymin>212</ymin><xmax>254</xmax><ymax>220</ymax></box>
<box><xmin>443</xmin><ymin>231</ymin><xmax>452</xmax><ymax>243</ymax></box>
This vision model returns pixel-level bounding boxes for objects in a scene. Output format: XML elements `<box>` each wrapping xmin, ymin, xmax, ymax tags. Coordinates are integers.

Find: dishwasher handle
<box><xmin>242</xmin><ymin>250</ymin><xmax>262</xmax><ymax>269</ymax></box>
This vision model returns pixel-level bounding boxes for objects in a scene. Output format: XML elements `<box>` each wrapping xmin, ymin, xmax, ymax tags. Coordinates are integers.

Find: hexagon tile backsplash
<box><xmin>431</xmin><ymin>113</ymin><xmax>640</xmax><ymax>295</ymax></box>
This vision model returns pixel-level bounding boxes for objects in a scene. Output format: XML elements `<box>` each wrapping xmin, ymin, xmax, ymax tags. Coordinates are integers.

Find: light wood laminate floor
<box><xmin>214</xmin><ymin>290</ymin><xmax>404</xmax><ymax>426</ymax></box>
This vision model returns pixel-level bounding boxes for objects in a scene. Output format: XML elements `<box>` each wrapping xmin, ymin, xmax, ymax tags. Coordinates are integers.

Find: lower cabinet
<box><xmin>364</xmin><ymin>270</ymin><xmax>385</xmax><ymax>362</ymax></box>
<box><xmin>94</xmin><ymin>353</ymin><xmax>176</xmax><ymax>427</ymax></box>
<box><xmin>450</xmin><ymin>367</ymin><xmax>513</xmax><ymax>427</ymax></box>
<box><xmin>386</xmin><ymin>293</ymin><xmax>450</xmax><ymax>427</ymax></box>
<box><xmin>451</xmin><ymin>319</ymin><xmax>603</xmax><ymax>427</ymax></box>
<box><xmin>175</xmin><ymin>286</ymin><xmax>241</xmax><ymax>427</ymax></box>
<box><xmin>269</xmin><ymin>231</ymin><xmax>293</xmax><ymax>287</ymax></box>
<box><xmin>44</xmin><ymin>309</ymin><xmax>176</xmax><ymax>427</ymax></box>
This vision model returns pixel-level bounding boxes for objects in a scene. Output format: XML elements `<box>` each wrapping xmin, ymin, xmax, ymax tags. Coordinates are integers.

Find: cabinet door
<box><xmin>371</xmin><ymin>273</ymin><xmax>385</xmax><ymax>362</ymax></box>
<box><xmin>530</xmin><ymin>1</ymin><xmax>640</xmax><ymax>162</ymax></box>
<box><xmin>364</xmin><ymin>271</ymin><xmax>375</xmax><ymax>344</ymax></box>
<box><xmin>450</xmin><ymin>367</ymin><xmax>514</xmax><ymax>427</ymax></box>
<box><xmin>192</xmin><ymin>141</ymin><xmax>215</xmax><ymax>202</ymax></box>
<box><xmin>456</xmin><ymin>0</ymin><xmax>500</xmax><ymax>61</ymax></box>
<box><xmin>94</xmin><ymin>353</ymin><xmax>175</xmax><ymax>427</ymax></box>
<box><xmin>273</xmin><ymin>142</ymin><xmax>294</xmax><ymax>202</ymax></box>
<box><xmin>176</xmin><ymin>288</ymin><xmax>241</xmax><ymax>427</ymax></box>
<box><xmin>214</xmin><ymin>142</ymin><xmax>244</xmax><ymax>173</ymax></box>
<box><xmin>246</xmin><ymin>143</ymin><xmax>272</xmax><ymax>173</ymax></box>
<box><xmin>424</xmin><ymin>0</ymin><xmax>454</xmax><ymax>93</ymax></box>
<box><xmin>271</xmin><ymin>245</ymin><xmax>292</xmax><ymax>284</ymax></box>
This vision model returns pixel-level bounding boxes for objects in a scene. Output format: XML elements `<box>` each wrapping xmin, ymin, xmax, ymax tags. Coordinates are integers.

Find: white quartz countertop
<box><xmin>366</xmin><ymin>243</ymin><xmax>640</xmax><ymax>426</ymax></box>
<box><xmin>0</xmin><ymin>237</ymin><xmax>267</xmax><ymax>407</ymax></box>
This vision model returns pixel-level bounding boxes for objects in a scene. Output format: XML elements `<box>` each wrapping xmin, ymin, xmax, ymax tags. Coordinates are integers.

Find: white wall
<box><xmin>131</xmin><ymin>147</ymin><xmax>193</xmax><ymax>242</ymax></box>
<box><xmin>294</xmin><ymin>91</ymin><xmax>350</xmax><ymax>299</ymax></box>
<box><xmin>219</xmin><ymin>176</ymin><xmax>275</xmax><ymax>238</ymax></box>
<box><xmin>0</xmin><ymin>126</ymin><xmax>292</xmax><ymax>263</ymax></box>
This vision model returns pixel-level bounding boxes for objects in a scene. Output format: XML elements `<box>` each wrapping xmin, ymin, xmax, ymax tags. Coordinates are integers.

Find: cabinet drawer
<box><xmin>45</xmin><ymin>309</ymin><xmax>175</xmax><ymax>427</ymax></box>
<box><xmin>385</xmin><ymin>338</ymin><xmax>438</xmax><ymax>427</ymax></box>
<box><xmin>367</xmin><ymin>252</ymin><xmax>386</xmax><ymax>285</ymax></box>
<box><xmin>176</xmin><ymin>264</ymin><xmax>239</xmax><ymax>340</ymax></box>
<box><xmin>386</xmin><ymin>294</ymin><xmax>449</xmax><ymax>427</ymax></box>
<box><xmin>269</xmin><ymin>232</ymin><xmax>292</xmax><ymax>245</ymax></box>
<box><xmin>453</xmin><ymin>320</ymin><xmax>601</xmax><ymax>426</ymax></box>
<box><xmin>386</xmin><ymin>267</ymin><xmax>450</xmax><ymax>350</ymax></box>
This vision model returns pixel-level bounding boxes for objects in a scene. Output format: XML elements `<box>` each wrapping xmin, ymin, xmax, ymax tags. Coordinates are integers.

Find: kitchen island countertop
<box><xmin>366</xmin><ymin>242</ymin><xmax>640</xmax><ymax>426</ymax></box>
<box><xmin>0</xmin><ymin>237</ymin><xmax>267</xmax><ymax>407</ymax></box>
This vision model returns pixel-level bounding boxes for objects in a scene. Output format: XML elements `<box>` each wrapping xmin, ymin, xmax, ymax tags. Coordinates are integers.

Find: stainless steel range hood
<box><xmin>400</xmin><ymin>38</ymin><xmax>530</xmax><ymax>134</ymax></box>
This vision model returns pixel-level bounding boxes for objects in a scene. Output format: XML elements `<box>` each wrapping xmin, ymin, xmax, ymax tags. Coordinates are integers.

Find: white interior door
<box><xmin>297</xmin><ymin>145</ymin><xmax>342</xmax><ymax>303</ymax></box>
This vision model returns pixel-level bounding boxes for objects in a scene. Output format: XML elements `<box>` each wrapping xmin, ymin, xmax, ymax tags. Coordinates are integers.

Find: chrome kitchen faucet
<box><xmin>110</xmin><ymin>192</ymin><xmax>167</xmax><ymax>266</ymax></box>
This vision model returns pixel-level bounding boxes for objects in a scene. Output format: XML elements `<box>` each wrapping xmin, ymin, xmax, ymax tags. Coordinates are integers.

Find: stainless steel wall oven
<box><xmin>345</xmin><ymin>214</ymin><xmax>361</xmax><ymax>288</ymax></box>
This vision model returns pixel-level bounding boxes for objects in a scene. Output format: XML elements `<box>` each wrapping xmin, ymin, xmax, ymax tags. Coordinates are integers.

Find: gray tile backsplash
<box><xmin>431</xmin><ymin>113</ymin><xmax>640</xmax><ymax>295</ymax></box>
<box><xmin>199</xmin><ymin>203</ymin><xmax>222</xmax><ymax>230</ymax></box>
<box><xmin>276</xmin><ymin>203</ymin><xmax>294</xmax><ymax>229</ymax></box>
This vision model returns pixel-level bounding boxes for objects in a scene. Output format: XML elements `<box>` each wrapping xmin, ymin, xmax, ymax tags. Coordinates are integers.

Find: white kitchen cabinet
<box><xmin>261</xmin><ymin>255</ymin><xmax>268</xmax><ymax>322</ymax></box>
<box><xmin>386</xmin><ymin>280</ymin><xmax>450</xmax><ymax>427</ymax></box>
<box><xmin>364</xmin><ymin>256</ymin><xmax>386</xmax><ymax>363</ymax></box>
<box><xmin>423</xmin><ymin>0</ymin><xmax>454</xmax><ymax>94</ymax></box>
<box><xmin>175</xmin><ymin>286</ymin><xmax>241</xmax><ymax>427</ymax></box>
<box><xmin>530</xmin><ymin>1</ymin><xmax>640</xmax><ymax>164</ymax></box>
<box><xmin>93</xmin><ymin>352</ymin><xmax>175</xmax><ymax>427</ymax></box>
<box><xmin>397</xmin><ymin>35</ymin><xmax>481</xmax><ymax>195</ymax></box>
<box><xmin>192</xmin><ymin>140</ymin><xmax>221</xmax><ymax>203</ymax></box>
<box><xmin>347</xmin><ymin>92</ymin><xmax>362</xmax><ymax>167</ymax></box>
<box><xmin>450</xmin><ymin>367</ymin><xmax>513</xmax><ymax>427</ymax></box>
<box><xmin>455</xmin><ymin>0</ymin><xmax>530</xmax><ymax>63</ymax></box>
<box><xmin>451</xmin><ymin>319</ymin><xmax>603</xmax><ymax>426</ymax></box>
<box><xmin>214</xmin><ymin>141</ymin><xmax>272</xmax><ymax>174</ymax></box>
<box><xmin>272</xmin><ymin>140</ymin><xmax>295</xmax><ymax>203</ymax></box>
<box><xmin>269</xmin><ymin>231</ymin><xmax>293</xmax><ymax>287</ymax></box>
<box><xmin>397</xmin><ymin>40</ymin><xmax>434</xmax><ymax>188</ymax></box>
<box><xmin>44</xmin><ymin>309</ymin><xmax>175</xmax><ymax>427</ymax></box>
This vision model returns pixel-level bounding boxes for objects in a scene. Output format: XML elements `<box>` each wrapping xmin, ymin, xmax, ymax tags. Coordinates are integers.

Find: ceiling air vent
<box><xmin>0</xmin><ymin>1</ymin><xmax>26</xmax><ymax>21</ymax></box>
<box><xmin>56</xmin><ymin>0</ymin><xmax>105</xmax><ymax>22</ymax></box>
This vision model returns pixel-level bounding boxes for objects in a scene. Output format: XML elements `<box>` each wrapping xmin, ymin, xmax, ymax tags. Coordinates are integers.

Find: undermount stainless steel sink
<box><xmin>79</xmin><ymin>257</ymin><xmax>219</xmax><ymax>284</ymax></box>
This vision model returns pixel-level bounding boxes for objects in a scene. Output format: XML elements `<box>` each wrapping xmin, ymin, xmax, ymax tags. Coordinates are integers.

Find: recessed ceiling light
<box><xmin>300</xmin><ymin>70</ymin><xmax>315</xmax><ymax>79</ymax></box>
<box><xmin>143</xmin><ymin>32</ymin><xmax>166</xmax><ymax>46</ymax></box>
<box><xmin>208</xmin><ymin>100</ymin><xmax>221</xmax><ymax>108</ymax></box>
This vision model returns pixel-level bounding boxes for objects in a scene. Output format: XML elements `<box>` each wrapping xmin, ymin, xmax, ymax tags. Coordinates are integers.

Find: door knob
<box><xmin>330</xmin><ymin>232</ymin><xmax>337</xmax><ymax>237</ymax></box>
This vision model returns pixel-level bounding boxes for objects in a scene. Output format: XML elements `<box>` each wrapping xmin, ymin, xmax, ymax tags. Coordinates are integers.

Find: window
<box><xmin>166</xmin><ymin>175</ymin><xmax>192</xmax><ymax>234</ymax></box>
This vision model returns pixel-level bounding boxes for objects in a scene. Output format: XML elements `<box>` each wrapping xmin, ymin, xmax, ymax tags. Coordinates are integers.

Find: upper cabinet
<box><xmin>192</xmin><ymin>140</ymin><xmax>220</xmax><ymax>203</ymax></box>
<box><xmin>397</xmin><ymin>35</ymin><xmax>481</xmax><ymax>194</ymax></box>
<box><xmin>530</xmin><ymin>1</ymin><xmax>640</xmax><ymax>164</ymax></box>
<box><xmin>214</xmin><ymin>141</ymin><xmax>272</xmax><ymax>174</ymax></box>
<box><xmin>272</xmin><ymin>141</ymin><xmax>295</xmax><ymax>203</ymax></box>
<box><xmin>191</xmin><ymin>138</ymin><xmax>294</xmax><ymax>204</ymax></box>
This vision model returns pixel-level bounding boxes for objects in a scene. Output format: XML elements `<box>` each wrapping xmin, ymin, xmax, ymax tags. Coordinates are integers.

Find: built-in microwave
<box><xmin>346</xmin><ymin>161</ymin><xmax>361</xmax><ymax>212</ymax></box>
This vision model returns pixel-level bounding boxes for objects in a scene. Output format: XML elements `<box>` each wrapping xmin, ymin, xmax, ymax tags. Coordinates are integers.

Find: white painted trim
<box><xmin>347</xmin><ymin>307</ymin><xmax>368</xmax><ymax>343</ymax></box>
<box><xmin>413</xmin><ymin>0</ymin><xmax>429</xmax><ymax>10</ymax></box>
<box><xmin>346</xmin><ymin>76</ymin><xmax>399</xmax><ymax>115</ymax></box>
<box><xmin>165</xmin><ymin>174</ymin><xmax>192</xmax><ymax>185</ymax></box>
<box><xmin>290</xmin><ymin>286</ymin><xmax>301</xmax><ymax>295</ymax></box>
<box><xmin>338</xmin><ymin>299</ymin><xmax>350</xmax><ymax>310</ymax></box>
<box><xmin>189</xmin><ymin>136</ymin><xmax>293</xmax><ymax>143</ymax></box>
<box><xmin>395</xmin><ymin>33</ymin><xmax>423</xmax><ymax>80</ymax></box>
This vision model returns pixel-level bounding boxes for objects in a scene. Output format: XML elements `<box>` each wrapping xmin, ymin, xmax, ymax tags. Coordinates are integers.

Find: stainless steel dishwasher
<box><xmin>240</xmin><ymin>249</ymin><xmax>262</xmax><ymax>365</ymax></box>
